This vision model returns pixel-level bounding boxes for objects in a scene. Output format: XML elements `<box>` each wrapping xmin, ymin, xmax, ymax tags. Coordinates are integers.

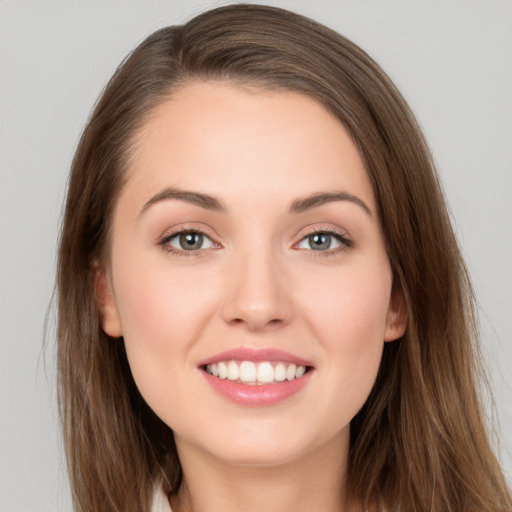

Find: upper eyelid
<box><xmin>160</xmin><ymin>230</ymin><xmax>217</xmax><ymax>249</ymax></box>
<box><xmin>157</xmin><ymin>224</ymin><xmax>352</xmax><ymax>248</ymax></box>
<box><xmin>158</xmin><ymin>228</ymin><xmax>220</xmax><ymax>256</ymax></box>
<box><xmin>296</xmin><ymin>225</ymin><xmax>351</xmax><ymax>240</ymax></box>
<box><xmin>293</xmin><ymin>226</ymin><xmax>353</xmax><ymax>251</ymax></box>
<box><xmin>158</xmin><ymin>224</ymin><xmax>220</xmax><ymax>243</ymax></box>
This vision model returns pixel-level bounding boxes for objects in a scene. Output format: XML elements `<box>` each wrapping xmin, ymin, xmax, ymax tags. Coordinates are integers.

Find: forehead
<box><xmin>122</xmin><ymin>81</ymin><xmax>375</xmax><ymax>213</ymax></box>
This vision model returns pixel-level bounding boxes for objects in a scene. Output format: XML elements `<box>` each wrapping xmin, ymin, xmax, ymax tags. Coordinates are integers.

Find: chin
<box><xmin>175</xmin><ymin>415</ymin><xmax>349</xmax><ymax>469</ymax></box>
<box><xmin>217</xmin><ymin>440</ymin><xmax>306</xmax><ymax>467</ymax></box>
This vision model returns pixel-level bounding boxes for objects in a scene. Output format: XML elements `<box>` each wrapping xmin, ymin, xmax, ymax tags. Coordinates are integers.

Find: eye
<box><xmin>296</xmin><ymin>231</ymin><xmax>350</xmax><ymax>252</ymax></box>
<box><xmin>164</xmin><ymin>231</ymin><xmax>214</xmax><ymax>251</ymax></box>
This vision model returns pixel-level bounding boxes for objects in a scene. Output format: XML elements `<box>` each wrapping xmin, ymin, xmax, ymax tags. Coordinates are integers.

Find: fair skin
<box><xmin>97</xmin><ymin>81</ymin><xmax>407</xmax><ymax>512</ymax></box>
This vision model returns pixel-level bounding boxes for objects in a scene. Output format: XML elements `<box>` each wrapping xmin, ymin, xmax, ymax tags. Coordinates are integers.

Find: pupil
<box><xmin>180</xmin><ymin>233</ymin><xmax>203</xmax><ymax>250</ymax></box>
<box><xmin>310</xmin><ymin>233</ymin><xmax>331</xmax><ymax>250</ymax></box>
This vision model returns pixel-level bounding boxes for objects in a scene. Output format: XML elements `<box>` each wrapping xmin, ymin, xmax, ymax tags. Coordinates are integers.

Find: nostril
<box><xmin>240</xmin><ymin>318</ymin><xmax>284</xmax><ymax>331</ymax></box>
<box><xmin>227</xmin><ymin>316</ymin><xmax>285</xmax><ymax>330</ymax></box>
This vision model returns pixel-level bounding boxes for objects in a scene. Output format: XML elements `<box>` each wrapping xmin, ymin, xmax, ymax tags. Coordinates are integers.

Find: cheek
<box><xmin>301</xmin><ymin>262</ymin><xmax>392</xmax><ymax>403</ymax></box>
<box><xmin>305</xmin><ymin>261</ymin><xmax>392</xmax><ymax>340</ymax></box>
<box><xmin>114</xmin><ymin>252</ymin><xmax>218</xmax><ymax>339</ymax></box>
<box><xmin>111</xmin><ymin>257</ymin><xmax>219</xmax><ymax>401</ymax></box>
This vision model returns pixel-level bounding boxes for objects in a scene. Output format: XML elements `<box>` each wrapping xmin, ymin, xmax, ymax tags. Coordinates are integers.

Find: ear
<box><xmin>384</xmin><ymin>285</ymin><xmax>408</xmax><ymax>342</ymax></box>
<box><xmin>92</xmin><ymin>262</ymin><xmax>123</xmax><ymax>338</ymax></box>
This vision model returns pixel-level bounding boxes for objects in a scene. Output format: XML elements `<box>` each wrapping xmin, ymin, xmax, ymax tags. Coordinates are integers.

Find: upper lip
<box><xmin>197</xmin><ymin>347</ymin><xmax>314</xmax><ymax>367</ymax></box>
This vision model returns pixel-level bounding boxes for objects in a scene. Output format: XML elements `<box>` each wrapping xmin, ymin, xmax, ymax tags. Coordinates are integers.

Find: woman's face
<box><xmin>98</xmin><ymin>82</ymin><xmax>406</xmax><ymax>467</ymax></box>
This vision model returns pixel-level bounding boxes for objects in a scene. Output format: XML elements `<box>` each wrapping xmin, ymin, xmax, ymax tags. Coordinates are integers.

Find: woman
<box><xmin>57</xmin><ymin>4</ymin><xmax>512</xmax><ymax>511</ymax></box>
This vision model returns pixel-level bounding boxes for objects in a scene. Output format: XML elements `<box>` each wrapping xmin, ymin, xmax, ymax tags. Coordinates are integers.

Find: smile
<box><xmin>199</xmin><ymin>348</ymin><xmax>314</xmax><ymax>406</ymax></box>
<box><xmin>205</xmin><ymin>360</ymin><xmax>308</xmax><ymax>385</ymax></box>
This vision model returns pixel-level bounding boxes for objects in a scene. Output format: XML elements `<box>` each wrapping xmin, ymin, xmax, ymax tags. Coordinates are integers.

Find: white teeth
<box><xmin>257</xmin><ymin>362</ymin><xmax>275</xmax><ymax>383</ymax></box>
<box><xmin>295</xmin><ymin>365</ymin><xmax>306</xmax><ymax>378</ymax></box>
<box><xmin>205</xmin><ymin>360</ymin><xmax>308</xmax><ymax>384</ymax></box>
<box><xmin>218</xmin><ymin>361</ymin><xmax>227</xmax><ymax>379</ymax></box>
<box><xmin>227</xmin><ymin>361</ymin><xmax>239</xmax><ymax>381</ymax></box>
<box><xmin>286</xmin><ymin>364</ymin><xmax>297</xmax><ymax>381</ymax></box>
<box><xmin>239</xmin><ymin>361</ymin><xmax>257</xmax><ymax>382</ymax></box>
<box><xmin>274</xmin><ymin>363</ymin><xmax>286</xmax><ymax>382</ymax></box>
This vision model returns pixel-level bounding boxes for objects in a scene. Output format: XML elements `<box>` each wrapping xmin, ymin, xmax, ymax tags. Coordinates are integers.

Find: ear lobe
<box><xmin>384</xmin><ymin>286</ymin><xmax>408</xmax><ymax>342</ymax></box>
<box><xmin>92</xmin><ymin>262</ymin><xmax>123</xmax><ymax>338</ymax></box>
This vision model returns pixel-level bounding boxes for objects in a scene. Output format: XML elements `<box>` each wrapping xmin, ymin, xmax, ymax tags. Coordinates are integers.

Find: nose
<box><xmin>221</xmin><ymin>247</ymin><xmax>293</xmax><ymax>332</ymax></box>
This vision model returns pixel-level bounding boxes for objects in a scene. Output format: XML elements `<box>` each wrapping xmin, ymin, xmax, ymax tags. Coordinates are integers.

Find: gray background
<box><xmin>1</xmin><ymin>1</ymin><xmax>511</xmax><ymax>510</ymax></box>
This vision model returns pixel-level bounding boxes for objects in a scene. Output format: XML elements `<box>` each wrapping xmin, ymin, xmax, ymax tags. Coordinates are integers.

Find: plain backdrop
<box><xmin>1</xmin><ymin>1</ymin><xmax>511</xmax><ymax>510</ymax></box>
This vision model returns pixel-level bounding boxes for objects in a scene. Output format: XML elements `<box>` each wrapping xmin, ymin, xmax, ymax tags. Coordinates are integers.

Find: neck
<box><xmin>170</xmin><ymin>430</ymin><xmax>360</xmax><ymax>512</ymax></box>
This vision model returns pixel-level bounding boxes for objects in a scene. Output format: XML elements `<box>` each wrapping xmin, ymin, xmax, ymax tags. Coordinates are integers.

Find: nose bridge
<box><xmin>221</xmin><ymin>237</ymin><xmax>291</xmax><ymax>330</ymax></box>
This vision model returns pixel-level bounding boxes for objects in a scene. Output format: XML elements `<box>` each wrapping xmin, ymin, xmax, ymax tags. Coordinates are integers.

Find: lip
<box><xmin>197</xmin><ymin>347</ymin><xmax>313</xmax><ymax>367</ymax></box>
<box><xmin>201</xmin><ymin>369</ymin><xmax>313</xmax><ymax>406</ymax></box>
<box><xmin>198</xmin><ymin>347</ymin><xmax>314</xmax><ymax>407</ymax></box>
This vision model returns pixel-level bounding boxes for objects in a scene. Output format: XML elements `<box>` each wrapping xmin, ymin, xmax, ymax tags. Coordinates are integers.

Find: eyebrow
<box><xmin>289</xmin><ymin>192</ymin><xmax>372</xmax><ymax>216</ymax></box>
<box><xmin>140</xmin><ymin>187</ymin><xmax>225</xmax><ymax>216</ymax></box>
<box><xmin>139</xmin><ymin>187</ymin><xmax>372</xmax><ymax>217</ymax></box>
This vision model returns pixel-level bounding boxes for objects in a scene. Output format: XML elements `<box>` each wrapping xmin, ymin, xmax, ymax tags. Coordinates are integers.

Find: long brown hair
<box><xmin>57</xmin><ymin>4</ymin><xmax>511</xmax><ymax>511</ymax></box>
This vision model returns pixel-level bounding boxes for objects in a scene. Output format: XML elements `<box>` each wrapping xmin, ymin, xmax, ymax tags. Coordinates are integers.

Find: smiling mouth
<box><xmin>203</xmin><ymin>360</ymin><xmax>312</xmax><ymax>385</ymax></box>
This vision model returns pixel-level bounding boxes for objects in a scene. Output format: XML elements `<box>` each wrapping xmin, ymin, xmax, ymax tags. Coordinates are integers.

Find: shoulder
<box><xmin>151</xmin><ymin>485</ymin><xmax>172</xmax><ymax>512</ymax></box>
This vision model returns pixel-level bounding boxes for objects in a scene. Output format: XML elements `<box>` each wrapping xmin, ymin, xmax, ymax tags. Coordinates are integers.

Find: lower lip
<box><xmin>201</xmin><ymin>370</ymin><xmax>313</xmax><ymax>406</ymax></box>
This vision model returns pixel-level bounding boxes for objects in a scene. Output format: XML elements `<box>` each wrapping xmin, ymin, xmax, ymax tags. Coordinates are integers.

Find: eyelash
<box><xmin>295</xmin><ymin>227</ymin><xmax>353</xmax><ymax>256</ymax></box>
<box><xmin>158</xmin><ymin>228</ymin><xmax>216</xmax><ymax>257</ymax></box>
<box><xmin>158</xmin><ymin>227</ymin><xmax>352</xmax><ymax>257</ymax></box>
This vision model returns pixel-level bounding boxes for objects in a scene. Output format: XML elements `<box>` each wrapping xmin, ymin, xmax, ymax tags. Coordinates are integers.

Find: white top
<box><xmin>151</xmin><ymin>487</ymin><xmax>172</xmax><ymax>512</ymax></box>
